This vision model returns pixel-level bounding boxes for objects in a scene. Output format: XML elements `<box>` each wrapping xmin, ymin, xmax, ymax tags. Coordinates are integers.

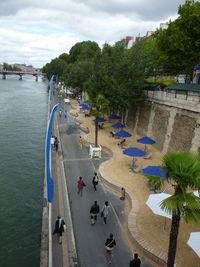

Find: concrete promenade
<box><xmin>50</xmin><ymin>96</ymin><xmax>152</xmax><ymax>267</ymax></box>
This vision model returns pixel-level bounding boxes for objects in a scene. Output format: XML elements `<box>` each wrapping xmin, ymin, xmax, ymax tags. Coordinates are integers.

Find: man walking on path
<box><xmin>54</xmin><ymin>136</ymin><xmax>59</xmax><ymax>152</ymax></box>
<box><xmin>90</xmin><ymin>201</ymin><xmax>100</xmax><ymax>225</ymax></box>
<box><xmin>77</xmin><ymin>177</ymin><xmax>86</xmax><ymax>196</ymax></box>
<box><xmin>105</xmin><ymin>233</ymin><xmax>116</xmax><ymax>264</ymax></box>
<box><xmin>92</xmin><ymin>172</ymin><xmax>99</xmax><ymax>191</ymax></box>
<box><xmin>53</xmin><ymin>216</ymin><xmax>66</xmax><ymax>244</ymax></box>
<box><xmin>129</xmin><ymin>253</ymin><xmax>141</xmax><ymax>267</ymax></box>
<box><xmin>101</xmin><ymin>201</ymin><xmax>110</xmax><ymax>224</ymax></box>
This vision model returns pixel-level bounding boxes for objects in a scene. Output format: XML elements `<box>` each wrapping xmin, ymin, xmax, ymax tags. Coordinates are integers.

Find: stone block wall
<box><xmin>151</xmin><ymin>106</ymin><xmax>170</xmax><ymax>151</ymax></box>
<box><xmin>136</xmin><ymin>104</ymin><xmax>151</xmax><ymax>136</ymax></box>
<box><xmin>126</xmin><ymin>105</ymin><xmax>138</xmax><ymax>129</ymax></box>
<box><xmin>168</xmin><ymin>112</ymin><xmax>196</xmax><ymax>152</ymax></box>
<box><xmin>126</xmin><ymin>100</ymin><xmax>200</xmax><ymax>154</ymax></box>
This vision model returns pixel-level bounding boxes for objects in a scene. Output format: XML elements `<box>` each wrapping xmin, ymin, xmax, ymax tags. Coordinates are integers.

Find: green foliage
<box><xmin>156</xmin><ymin>0</ymin><xmax>200</xmax><ymax>74</ymax></box>
<box><xmin>146</xmin><ymin>175</ymin><xmax>164</xmax><ymax>190</ymax></box>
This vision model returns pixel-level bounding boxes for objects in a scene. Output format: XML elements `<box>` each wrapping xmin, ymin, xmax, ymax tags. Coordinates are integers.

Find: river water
<box><xmin>0</xmin><ymin>76</ymin><xmax>48</xmax><ymax>267</ymax></box>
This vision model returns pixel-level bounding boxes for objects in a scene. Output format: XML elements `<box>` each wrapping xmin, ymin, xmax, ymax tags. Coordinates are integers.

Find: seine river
<box><xmin>0</xmin><ymin>76</ymin><xmax>48</xmax><ymax>267</ymax></box>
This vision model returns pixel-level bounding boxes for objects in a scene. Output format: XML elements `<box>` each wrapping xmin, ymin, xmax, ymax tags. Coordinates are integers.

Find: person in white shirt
<box><xmin>101</xmin><ymin>201</ymin><xmax>110</xmax><ymax>224</ymax></box>
<box><xmin>51</xmin><ymin>135</ymin><xmax>55</xmax><ymax>150</ymax></box>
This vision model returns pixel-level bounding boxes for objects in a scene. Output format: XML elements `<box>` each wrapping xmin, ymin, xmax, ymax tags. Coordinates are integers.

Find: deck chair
<box><xmin>144</xmin><ymin>152</ymin><xmax>152</xmax><ymax>159</ymax></box>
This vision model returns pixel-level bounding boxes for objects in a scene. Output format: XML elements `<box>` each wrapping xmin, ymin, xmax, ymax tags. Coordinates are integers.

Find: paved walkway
<box><xmin>51</xmin><ymin>96</ymin><xmax>152</xmax><ymax>266</ymax></box>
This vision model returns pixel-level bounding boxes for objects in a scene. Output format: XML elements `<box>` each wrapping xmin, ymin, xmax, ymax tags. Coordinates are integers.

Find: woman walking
<box><xmin>105</xmin><ymin>233</ymin><xmax>116</xmax><ymax>264</ymax></box>
<box><xmin>77</xmin><ymin>177</ymin><xmax>86</xmax><ymax>196</ymax></box>
<box><xmin>101</xmin><ymin>201</ymin><xmax>110</xmax><ymax>224</ymax></box>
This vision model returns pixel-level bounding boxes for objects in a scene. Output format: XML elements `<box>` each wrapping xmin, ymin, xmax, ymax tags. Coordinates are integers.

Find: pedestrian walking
<box><xmin>79</xmin><ymin>136</ymin><xmax>84</xmax><ymax>149</ymax></box>
<box><xmin>54</xmin><ymin>136</ymin><xmax>59</xmax><ymax>152</ymax></box>
<box><xmin>101</xmin><ymin>201</ymin><xmax>110</xmax><ymax>224</ymax></box>
<box><xmin>51</xmin><ymin>135</ymin><xmax>55</xmax><ymax>150</ymax></box>
<box><xmin>105</xmin><ymin>233</ymin><xmax>116</xmax><ymax>264</ymax></box>
<box><xmin>77</xmin><ymin>177</ymin><xmax>86</xmax><ymax>196</ymax></box>
<box><xmin>129</xmin><ymin>253</ymin><xmax>141</xmax><ymax>267</ymax></box>
<box><xmin>90</xmin><ymin>200</ymin><xmax>100</xmax><ymax>225</ymax></box>
<box><xmin>120</xmin><ymin>187</ymin><xmax>125</xmax><ymax>200</ymax></box>
<box><xmin>53</xmin><ymin>215</ymin><xmax>66</xmax><ymax>244</ymax></box>
<box><xmin>92</xmin><ymin>172</ymin><xmax>99</xmax><ymax>191</ymax></box>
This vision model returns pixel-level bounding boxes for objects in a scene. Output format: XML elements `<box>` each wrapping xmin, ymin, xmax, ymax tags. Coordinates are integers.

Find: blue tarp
<box><xmin>123</xmin><ymin>147</ymin><xmax>145</xmax><ymax>157</ymax></box>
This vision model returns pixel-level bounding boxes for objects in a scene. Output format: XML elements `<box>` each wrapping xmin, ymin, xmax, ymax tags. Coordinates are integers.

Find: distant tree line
<box><xmin>43</xmin><ymin>0</ymin><xmax>200</xmax><ymax>109</ymax></box>
<box><xmin>3</xmin><ymin>63</ymin><xmax>21</xmax><ymax>71</ymax></box>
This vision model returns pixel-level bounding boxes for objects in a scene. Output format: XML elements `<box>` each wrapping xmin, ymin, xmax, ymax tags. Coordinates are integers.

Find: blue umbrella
<box><xmin>123</xmin><ymin>147</ymin><xmax>145</xmax><ymax>157</ymax></box>
<box><xmin>79</xmin><ymin>103</ymin><xmax>88</xmax><ymax>108</ymax></box>
<box><xmin>115</xmin><ymin>130</ymin><xmax>132</xmax><ymax>138</ymax></box>
<box><xmin>111</xmin><ymin>122</ymin><xmax>125</xmax><ymax>129</ymax></box>
<box><xmin>142</xmin><ymin>166</ymin><xmax>167</xmax><ymax>179</ymax></box>
<box><xmin>109</xmin><ymin>114</ymin><xmax>121</xmax><ymax>120</ymax></box>
<box><xmin>93</xmin><ymin>117</ymin><xmax>106</xmax><ymax>123</ymax></box>
<box><xmin>137</xmin><ymin>136</ymin><xmax>156</xmax><ymax>153</ymax></box>
<box><xmin>82</xmin><ymin>100</ymin><xmax>92</xmax><ymax>105</ymax></box>
<box><xmin>137</xmin><ymin>136</ymin><xmax>156</xmax><ymax>145</ymax></box>
<box><xmin>80</xmin><ymin>105</ymin><xmax>90</xmax><ymax>110</ymax></box>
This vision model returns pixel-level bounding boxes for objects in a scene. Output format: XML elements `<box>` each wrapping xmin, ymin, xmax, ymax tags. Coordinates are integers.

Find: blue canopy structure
<box><xmin>93</xmin><ymin>117</ymin><xmax>106</xmax><ymax>123</ymax></box>
<box><xmin>123</xmin><ymin>147</ymin><xmax>145</xmax><ymax>157</ymax></box>
<box><xmin>115</xmin><ymin>130</ymin><xmax>132</xmax><ymax>138</ymax></box>
<box><xmin>137</xmin><ymin>136</ymin><xmax>155</xmax><ymax>145</ymax></box>
<box><xmin>111</xmin><ymin>122</ymin><xmax>125</xmax><ymax>129</ymax></box>
<box><xmin>142</xmin><ymin>166</ymin><xmax>167</xmax><ymax>179</ymax></box>
<box><xmin>109</xmin><ymin>114</ymin><xmax>121</xmax><ymax>120</ymax></box>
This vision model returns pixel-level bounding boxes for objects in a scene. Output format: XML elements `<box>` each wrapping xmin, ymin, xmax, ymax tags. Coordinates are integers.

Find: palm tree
<box><xmin>149</xmin><ymin>152</ymin><xmax>200</xmax><ymax>267</ymax></box>
<box><xmin>90</xmin><ymin>94</ymin><xmax>109</xmax><ymax>147</ymax></box>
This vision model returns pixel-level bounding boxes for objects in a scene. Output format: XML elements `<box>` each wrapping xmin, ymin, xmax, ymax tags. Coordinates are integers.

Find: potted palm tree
<box><xmin>149</xmin><ymin>151</ymin><xmax>200</xmax><ymax>267</ymax></box>
<box><xmin>89</xmin><ymin>94</ymin><xmax>109</xmax><ymax>157</ymax></box>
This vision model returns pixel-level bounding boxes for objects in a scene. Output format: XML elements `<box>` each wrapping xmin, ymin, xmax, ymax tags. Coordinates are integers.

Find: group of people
<box><xmin>51</xmin><ymin>135</ymin><xmax>59</xmax><ymax>152</ymax></box>
<box><xmin>76</xmin><ymin>170</ymin><xmax>142</xmax><ymax>265</ymax></box>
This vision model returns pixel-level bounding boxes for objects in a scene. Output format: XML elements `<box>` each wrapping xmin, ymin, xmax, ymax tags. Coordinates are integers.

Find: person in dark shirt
<box><xmin>53</xmin><ymin>216</ymin><xmax>66</xmax><ymax>244</ymax></box>
<box><xmin>90</xmin><ymin>201</ymin><xmax>100</xmax><ymax>225</ymax></box>
<box><xmin>129</xmin><ymin>253</ymin><xmax>141</xmax><ymax>267</ymax></box>
<box><xmin>105</xmin><ymin>233</ymin><xmax>116</xmax><ymax>264</ymax></box>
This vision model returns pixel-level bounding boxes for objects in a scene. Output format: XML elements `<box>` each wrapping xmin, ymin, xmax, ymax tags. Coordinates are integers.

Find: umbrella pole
<box><xmin>145</xmin><ymin>144</ymin><xmax>147</xmax><ymax>154</ymax></box>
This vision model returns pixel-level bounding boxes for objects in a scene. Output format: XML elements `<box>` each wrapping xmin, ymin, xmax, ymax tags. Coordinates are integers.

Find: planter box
<box><xmin>89</xmin><ymin>144</ymin><xmax>102</xmax><ymax>158</ymax></box>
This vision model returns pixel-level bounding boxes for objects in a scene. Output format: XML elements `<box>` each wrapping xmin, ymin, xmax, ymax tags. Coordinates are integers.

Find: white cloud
<box><xmin>0</xmin><ymin>0</ymin><xmax>186</xmax><ymax>67</ymax></box>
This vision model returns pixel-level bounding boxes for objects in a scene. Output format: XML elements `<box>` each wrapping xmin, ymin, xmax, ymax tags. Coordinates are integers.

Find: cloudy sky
<box><xmin>0</xmin><ymin>0</ymin><xmax>186</xmax><ymax>68</ymax></box>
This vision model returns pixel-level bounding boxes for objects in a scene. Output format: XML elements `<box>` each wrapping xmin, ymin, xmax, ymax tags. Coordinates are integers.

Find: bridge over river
<box><xmin>0</xmin><ymin>70</ymin><xmax>46</xmax><ymax>81</ymax></box>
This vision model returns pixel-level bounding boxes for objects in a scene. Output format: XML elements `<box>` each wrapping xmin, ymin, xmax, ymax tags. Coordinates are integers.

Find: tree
<box><xmin>90</xmin><ymin>94</ymin><xmax>109</xmax><ymax>147</ymax></box>
<box><xmin>156</xmin><ymin>0</ymin><xmax>200</xmax><ymax>74</ymax></box>
<box><xmin>150</xmin><ymin>152</ymin><xmax>200</xmax><ymax>267</ymax></box>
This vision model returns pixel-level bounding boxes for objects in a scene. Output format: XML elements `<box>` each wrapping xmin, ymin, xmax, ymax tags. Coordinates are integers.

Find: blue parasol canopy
<box><xmin>109</xmin><ymin>114</ymin><xmax>121</xmax><ymax>120</ymax></box>
<box><xmin>142</xmin><ymin>166</ymin><xmax>167</xmax><ymax>179</ymax></box>
<box><xmin>93</xmin><ymin>117</ymin><xmax>106</xmax><ymax>123</ymax></box>
<box><xmin>82</xmin><ymin>100</ymin><xmax>92</xmax><ymax>105</ymax></box>
<box><xmin>115</xmin><ymin>130</ymin><xmax>132</xmax><ymax>138</ymax></box>
<box><xmin>123</xmin><ymin>147</ymin><xmax>145</xmax><ymax>157</ymax></box>
<box><xmin>80</xmin><ymin>105</ymin><xmax>90</xmax><ymax>110</ymax></box>
<box><xmin>137</xmin><ymin>136</ymin><xmax>156</xmax><ymax>145</ymax></box>
<box><xmin>111</xmin><ymin>122</ymin><xmax>125</xmax><ymax>129</ymax></box>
